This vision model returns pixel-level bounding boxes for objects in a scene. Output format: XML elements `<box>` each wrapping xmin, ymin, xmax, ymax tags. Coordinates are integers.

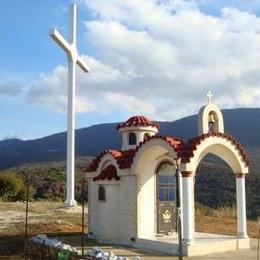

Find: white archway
<box><xmin>180</xmin><ymin>134</ymin><xmax>250</xmax><ymax>243</ymax></box>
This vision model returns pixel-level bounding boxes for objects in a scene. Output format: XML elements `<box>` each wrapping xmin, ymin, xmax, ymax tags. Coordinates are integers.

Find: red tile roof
<box><xmin>86</xmin><ymin>132</ymin><xmax>250</xmax><ymax>176</ymax></box>
<box><xmin>86</xmin><ymin>135</ymin><xmax>184</xmax><ymax>173</ymax></box>
<box><xmin>87</xmin><ymin>149</ymin><xmax>136</xmax><ymax>172</ymax></box>
<box><xmin>93</xmin><ymin>164</ymin><xmax>120</xmax><ymax>182</ymax></box>
<box><xmin>116</xmin><ymin>116</ymin><xmax>159</xmax><ymax>131</ymax></box>
<box><xmin>181</xmin><ymin>132</ymin><xmax>250</xmax><ymax>167</ymax></box>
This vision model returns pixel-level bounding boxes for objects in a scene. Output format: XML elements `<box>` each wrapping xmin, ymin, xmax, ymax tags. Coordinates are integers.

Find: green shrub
<box><xmin>0</xmin><ymin>172</ymin><xmax>34</xmax><ymax>201</ymax></box>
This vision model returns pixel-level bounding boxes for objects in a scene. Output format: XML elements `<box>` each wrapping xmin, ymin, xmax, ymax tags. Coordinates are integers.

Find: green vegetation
<box><xmin>0</xmin><ymin>158</ymin><xmax>90</xmax><ymax>203</ymax></box>
<box><xmin>0</xmin><ymin>171</ymin><xmax>34</xmax><ymax>201</ymax></box>
<box><xmin>196</xmin><ymin>155</ymin><xmax>260</xmax><ymax>218</ymax></box>
<box><xmin>0</xmin><ymin>155</ymin><xmax>259</xmax><ymax>218</ymax></box>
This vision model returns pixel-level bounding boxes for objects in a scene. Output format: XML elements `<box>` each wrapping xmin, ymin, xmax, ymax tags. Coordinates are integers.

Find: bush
<box><xmin>0</xmin><ymin>172</ymin><xmax>34</xmax><ymax>201</ymax></box>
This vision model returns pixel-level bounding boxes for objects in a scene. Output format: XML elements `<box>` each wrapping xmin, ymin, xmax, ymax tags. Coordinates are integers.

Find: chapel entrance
<box><xmin>156</xmin><ymin>162</ymin><xmax>176</xmax><ymax>234</ymax></box>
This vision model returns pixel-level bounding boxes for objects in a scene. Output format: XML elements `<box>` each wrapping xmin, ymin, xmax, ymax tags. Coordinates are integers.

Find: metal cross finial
<box><xmin>207</xmin><ymin>90</ymin><xmax>213</xmax><ymax>104</ymax></box>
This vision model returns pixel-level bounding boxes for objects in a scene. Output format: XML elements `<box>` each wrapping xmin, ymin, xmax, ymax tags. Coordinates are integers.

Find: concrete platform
<box><xmin>135</xmin><ymin>232</ymin><xmax>250</xmax><ymax>257</ymax></box>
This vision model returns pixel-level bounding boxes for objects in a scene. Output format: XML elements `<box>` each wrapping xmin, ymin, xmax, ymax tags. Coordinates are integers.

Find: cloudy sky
<box><xmin>1</xmin><ymin>0</ymin><xmax>260</xmax><ymax>140</ymax></box>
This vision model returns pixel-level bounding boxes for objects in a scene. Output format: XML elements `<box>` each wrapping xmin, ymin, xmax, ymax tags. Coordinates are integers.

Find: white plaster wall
<box><xmin>119</xmin><ymin>176</ymin><xmax>137</xmax><ymax>242</ymax></box>
<box><xmin>137</xmin><ymin>157</ymin><xmax>156</xmax><ymax>238</ymax></box>
<box><xmin>88</xmin><ymin>180</ymin><xmax>99</xmax><ymax>236</ymax></box>
<box><xmin>96</xmin><ymin>184</ymin><xmax>120</xmax><ymax>241</ymax></box>
<box><xmin>88</xmin><ymin>180</ymin><xmax>120</xmax><ymax>241</ymax></box>
<box><xmin>119</xmin><ymin>126</ymin><xmax>158</xmax><ymax>151</ymax></box>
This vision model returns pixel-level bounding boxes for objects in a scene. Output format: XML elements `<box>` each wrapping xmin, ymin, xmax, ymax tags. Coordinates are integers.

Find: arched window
<box><xmin>128</xmin><ymin>132</ymin><xmax>137</xmax><ymax>145</ymax></box>
<box><xmin>144</xmin><ymin>133</ymin><xmax>151</xmax><ymax>141</ymax></box>
<box><xmin>157</xmin><ymin>162</ymin><xmax>176</xmax><ymax>201</ymax></box>
<box><xmin>98</xmin><ymin>185</ymin><xmax>106</xmax><ymax>201</ymax></box>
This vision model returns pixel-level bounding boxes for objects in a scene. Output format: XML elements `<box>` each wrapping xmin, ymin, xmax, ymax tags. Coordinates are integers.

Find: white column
<box><xmin>65</xmin><ymin>4</ymin><xmax>77</xmax><ymax>207</ymax></box>
<box><xmin>178</xmin><ymin>171</ymin><xmax>183</xmax><ymax>227</ymax></box>
<box><xmin>182</xmin><ymin>171</ymin><xmax>194</xmax><ymax>244</ymax></box>
<box><xmin>65</xmin><ymin>57</ymin><xmax>77</xmax><ymax>206</ymax></box>
<box><xmin>236</xmin><ymin>173</ymin><xmax>248</xmax><ymax>238</ymax></box>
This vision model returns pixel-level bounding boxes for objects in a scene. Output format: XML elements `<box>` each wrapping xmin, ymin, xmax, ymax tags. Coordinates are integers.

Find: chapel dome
<box><xmin>116</xmin><ymin>115</ymin><xmax>159</xmax><ymax>151</ymax></box>
<box><xmin>116</xmin><ymin>116</ymin><xmax>159</xmax><ymax>131</ymax></box>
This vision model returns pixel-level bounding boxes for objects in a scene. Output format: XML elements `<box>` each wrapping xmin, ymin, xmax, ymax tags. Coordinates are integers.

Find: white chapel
<box><xmin>85</xmin><ymin>96</ymin><xmax>250</xmax><ymax>256</ymax></box>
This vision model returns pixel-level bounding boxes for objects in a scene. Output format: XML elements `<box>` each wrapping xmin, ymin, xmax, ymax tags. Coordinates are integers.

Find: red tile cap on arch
<box><xmin>93</xmin><ymin>164</ymin><xmax>120</xmax><ymax>182</ymax></box>
<box><xmin>181</xmin><ymin>132</ymin><xmax>251</xmax><ymax>167</ymax></box>
<box><xmin>116</xmin><ymin>116</ymin><xmax>159</xmax><ymax>131</ymax></box>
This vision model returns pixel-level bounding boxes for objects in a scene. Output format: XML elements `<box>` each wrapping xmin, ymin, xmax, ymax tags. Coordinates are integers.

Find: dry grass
<box><xmin>0</xmin><ymin>201</ymin><xmax>259</xmax><ymax>258</ymax></box>
<box><xmin>195</xmin><ymin>204</ymin><xmax>259</xmax><ymax>238</ymax></box>
<box><xmin>0</xmin><ymin>201</ymin><xmax>85</xmax><ymax>237</ymax></box>
<box><xmin>0</xmin><ymin>202</ymin><xmax>258</xmax><ymax>238</ymax></box>
<box><xmin>196</xmin><ymin>203</ymin><xmax>237</xmax><ymax>218</ymax></box>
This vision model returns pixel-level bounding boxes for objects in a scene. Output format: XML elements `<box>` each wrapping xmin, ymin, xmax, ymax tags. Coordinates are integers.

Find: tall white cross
<box><xmin>49</xmin><ymin>3</ymin><xmax>90</xmax><ymax>206</ymax></box>
<box><xmin>207</xmin><ymin>90</ymin><xmax>213</xmax><ymax>104</ymax></box>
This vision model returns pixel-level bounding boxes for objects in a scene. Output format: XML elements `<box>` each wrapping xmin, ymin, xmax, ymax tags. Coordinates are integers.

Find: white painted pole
<box><xmin>65</xmin><ymin>4</ymin><xmax>77</xmax><ymax>206</ymax></box>
<box><xmin>65</xmin><ymin>59</ymin><xmax>77</xmax><ymax>206</ymax></box>
<box><xmin>70</xmin><ymin>4</ymin><xmax>76</xmax><ymax>45</ymax></box>
<box><xmin>182</xmin><ymin>173</ymin><xmax>193</xmax><ymax>244</ymax></box>
<box><xmin>236</xmin><ymin>175</ymin><xmax>248</xmax><ymax>238</ymax></box>
<box><xmin>178</xmin><ymin>170</ymin><xmax>183</xmax><ymax>236</ymax></box>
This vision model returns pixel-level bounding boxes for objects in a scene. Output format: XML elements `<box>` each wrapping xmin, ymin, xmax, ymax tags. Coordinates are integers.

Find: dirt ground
<box><xmin>0</xmin><ymin>201</ymin><xmax>84</xmax><ymax>236</ymax></box>
<box><xmin>0</xmin><ymin>202</ymin><xmax>258</xmax><ymax>259</ymax></box>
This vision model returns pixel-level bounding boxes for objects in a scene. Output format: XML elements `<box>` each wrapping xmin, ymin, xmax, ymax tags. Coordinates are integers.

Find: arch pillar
<box><xmin>235</xmin><ymin>173</ymin><xmax>248</xmax><ymax>238</ymax></box>
<box><xmin>181</xmin><ymin>171</ymin><xmax>194</xmax><ymax>244</ymax></box>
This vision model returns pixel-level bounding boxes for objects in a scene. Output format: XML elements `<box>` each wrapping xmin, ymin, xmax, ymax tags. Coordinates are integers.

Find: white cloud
<box><xmin>25</xmin><ymin>0</ymin><xmax>260</xmax><ymax>121</ymax></box>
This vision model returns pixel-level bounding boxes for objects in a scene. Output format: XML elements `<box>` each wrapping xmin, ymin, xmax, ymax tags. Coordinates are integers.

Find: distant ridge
<box><xmin>1</xmin><ymin>108</ymin><xmax>260</xmax><ymax>170</ymax></box>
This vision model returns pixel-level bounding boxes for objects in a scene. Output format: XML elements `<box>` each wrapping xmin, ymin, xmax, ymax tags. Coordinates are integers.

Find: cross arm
<box><xmin>49</xmin><ymin>28</ymin><xmax>71</xmax><ymax>54</ymax></box>
<box><xmin>76</xmin><ymin>55</ymin><xmax>90</xmax><ymax>73</ymax></box>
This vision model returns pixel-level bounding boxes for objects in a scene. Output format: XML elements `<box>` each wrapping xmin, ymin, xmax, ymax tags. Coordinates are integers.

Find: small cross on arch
<box><xmin>207</xmin><ymin>90</ymin><xmax>213</xmax><ymax>104</ymax></box>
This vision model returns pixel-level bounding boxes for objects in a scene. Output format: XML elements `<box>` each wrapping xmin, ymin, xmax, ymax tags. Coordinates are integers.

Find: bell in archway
<box><xmin>208</xmin><ymin>113</ymin><xmax>216</xmax><ymax>123</ymax></box>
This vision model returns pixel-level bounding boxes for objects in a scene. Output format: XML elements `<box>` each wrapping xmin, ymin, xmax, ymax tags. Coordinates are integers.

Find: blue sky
<box><xmin>1</xmin><ymin>0</ymin><xmax>260</xmax><ymax>140</ymax></box>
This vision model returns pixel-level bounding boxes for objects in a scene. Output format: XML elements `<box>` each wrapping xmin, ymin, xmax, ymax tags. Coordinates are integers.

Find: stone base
<box><xmin>64</xmin><ymin>199</ymin><xmax>77</xmax><ymax>207</ymax></box>
<box><xmin>133</xmin><ymin>232</ymin><xmax>251</xmax><ymax>257</ymax></box>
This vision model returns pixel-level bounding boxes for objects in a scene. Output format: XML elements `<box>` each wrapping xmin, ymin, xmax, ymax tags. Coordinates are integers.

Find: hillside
<box><xmin>1</xmin><ymin>107</ymin><xmax>260</xmax><ymax>217</ymax></box>
<box><xmin>1</xmin><ymin>108</ymin><xmax>260</xmax><ymax>171</ymax></box>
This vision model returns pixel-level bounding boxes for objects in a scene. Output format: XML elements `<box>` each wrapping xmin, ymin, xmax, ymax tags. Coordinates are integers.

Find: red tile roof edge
<box><xmin>85</xmin><ymin>132</ymin><xmax>250</xmax><ymax>174</ymax></box>
<box><xmin>93</xmin><ymin>164</ymin><xmax>120</xmax><ymax>182</ymax></box>
<box><xmin>182</xmin><ymin>132</ymin><xmax>250</xmax><ymax>167</ymax></box>
<box><xmin>85</xmin><ymin>135</ymin><xmax>184</xmax><ymax>173</ymax></box>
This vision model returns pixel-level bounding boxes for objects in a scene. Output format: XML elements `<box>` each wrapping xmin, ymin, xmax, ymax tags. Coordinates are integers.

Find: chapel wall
<box><xmin>137</xmin><ymin>153</ymin><xmax>157</xmax><ymax>238</ymax></box>
<box><xmin>88</xmin><ymin>181</ymin><xmax>99</xmax><ymax>236</ymax></box>
<box><xmin>118</xmin><ymin>176</ymin><xmax>137</xmax><ymax>242</ymax></box>
<box><xmin>96</xmin><ymin>184</ymin><xmax>120</xmax><ymax>241</ymax></box>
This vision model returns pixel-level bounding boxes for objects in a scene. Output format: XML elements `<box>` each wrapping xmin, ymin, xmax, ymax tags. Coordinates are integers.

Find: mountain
<box><xmin>1</xmin><ymin>108</ymin><xmax>260</xmax><ymax>171</ymax></box>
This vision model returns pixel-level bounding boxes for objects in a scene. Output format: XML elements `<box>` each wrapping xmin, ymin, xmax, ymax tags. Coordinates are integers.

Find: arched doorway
<box><xmin>156</xmin><ymin>161</ymin><xmax>176</xmax><ymax>234</ymax></box>
<box><xmin>195</xmin><ymin>154</ymin><xmax>236</xmax><ymax>235</ymax></box>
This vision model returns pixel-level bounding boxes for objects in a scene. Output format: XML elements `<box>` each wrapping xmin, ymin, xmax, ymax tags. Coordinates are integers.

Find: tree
<box><xmin>0</xmin><ymin>171</ymin><xmax>34</xmax><ymax>201</ymax></box>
